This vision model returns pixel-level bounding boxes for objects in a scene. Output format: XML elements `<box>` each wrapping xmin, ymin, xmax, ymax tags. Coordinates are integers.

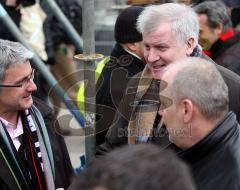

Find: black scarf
<box><xmin>1</xmin><ymin>110</ymin><xmax>48</xmax><ymax>190</ymax></box>
<box><xmin>19</xmin><ymin>109</ymin><xmax>47</xmax><ymax>190</ymax></box>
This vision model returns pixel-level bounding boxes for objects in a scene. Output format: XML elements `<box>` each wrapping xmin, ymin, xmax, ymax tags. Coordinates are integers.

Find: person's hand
<box><xmin>5</xmin><ymin>0</ymin><xmax>17</xmax><ymax>7</ymax></box>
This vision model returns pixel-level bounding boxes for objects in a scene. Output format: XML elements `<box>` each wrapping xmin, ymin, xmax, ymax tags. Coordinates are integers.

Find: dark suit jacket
<box><xmin>34</xmin><ymin>97</ymin><xmax>74</xmax><ymax>188</ymax></box>
<box><xmin>0</xmin><ymin>97</ymin><xmax>74</xmax><ymax>189</ymax></box>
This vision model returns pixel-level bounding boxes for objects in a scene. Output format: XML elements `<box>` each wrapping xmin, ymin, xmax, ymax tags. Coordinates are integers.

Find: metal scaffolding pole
<box><xmin>83</xmin><ymin>0</ymin><xmax>95</xmax><ymax>55</ymax></box>
<box><xmin>74</xmin><ymin>0</ymin><xmax>104</xmax><ymax>163</ymax></box>
<box><xmin>0</xmin><ymin>3</ymin><xmax>85</xmax><ymax>127</ymax></box>
<box><xmin>45</xmin><ymin>0</ymin><xmax>83</xmax><ymax>53</ymax></box>
<box><xmin>82</xmin><ymin>0</ymin><xmax>96</xmax><ymax>163</ymax></box>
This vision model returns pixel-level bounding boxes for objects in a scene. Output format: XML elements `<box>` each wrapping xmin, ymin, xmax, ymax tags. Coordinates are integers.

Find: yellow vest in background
<box><xmin>77</xmin><ymin>57</ymin><xmax>110</xmax><ymax>117</ymax></box>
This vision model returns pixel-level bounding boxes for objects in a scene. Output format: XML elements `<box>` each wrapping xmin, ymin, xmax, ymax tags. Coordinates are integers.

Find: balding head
<box><xmin>162</xmin><ymin>57</ymin><xmax>229</xmax><ymax>120</ymax></box>
<box><xmin>160</xmin><ymin>57</ymin><xmax>229</xmax><ymax>149</ymax></box>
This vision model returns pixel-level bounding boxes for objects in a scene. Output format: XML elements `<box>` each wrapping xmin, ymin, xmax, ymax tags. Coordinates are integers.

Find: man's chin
<box><xmin>21</xmin><ymin>96</ymin><xmax>33</xmax><ymax>109</ymax></box>
<box><xmin>152</xmin><ymin>70</ymin><xmax>164</xmax><ymax>80</ymax></box>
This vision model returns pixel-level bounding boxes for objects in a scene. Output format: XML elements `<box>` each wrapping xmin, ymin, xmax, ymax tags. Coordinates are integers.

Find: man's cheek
<box><xmin>200</xmin><ymin>38</ymin><xmax>211</xmax><ymax>50</ymax></box>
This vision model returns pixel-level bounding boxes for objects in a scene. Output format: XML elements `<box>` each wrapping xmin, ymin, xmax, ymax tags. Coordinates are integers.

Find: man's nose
<box><xmin>27</xmin><ymin>79</ymin><xmax>37</xmax><ymax>91</ymax></box>
<box><xmin>146</xmin><ymin>49</ymin><xmax>160</xmax><ymax>63</ymax></box>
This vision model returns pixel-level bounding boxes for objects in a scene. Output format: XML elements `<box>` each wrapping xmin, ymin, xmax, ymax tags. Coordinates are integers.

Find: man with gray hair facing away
<box><xmin>160</xmin><ymin>57</ymin><xmax>240</xmax><ymax>190</ymax></box>
<box><xmin>70</xmin><ymin>144</ymin><xmax>196</xmax><ymax>190</ymax></box>
<box><xmin>96</xmin><ymin>3</ymin><xmax>240</xmax><ymax>156</ymax></box>
<box><xmin>194</xmin><ymin>1</ymin><xmax>240</xmax><ymax>75</ymax></box>
<box><xmin>0</xmin><ymin>39</ymin><xmax>73</xmax><ymax>189</ymax></box>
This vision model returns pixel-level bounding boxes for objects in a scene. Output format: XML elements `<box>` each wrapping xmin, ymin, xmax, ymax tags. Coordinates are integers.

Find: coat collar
<box><xmin>110</xmin><ymin>43</ymin><xmax>145</xmax><ymax>71</ymax></box>
<box><xmin>128</xmin><ymin>66</ymin><xmax>159</xmax><ymax>144</ymax></box>
<box><xmin>0</xmin><ymin>106</ymin><xmax>55</xmax><ymax>190</ymax></box>
<box><xmin>208</xmin><ymin>31</ymin><xmax>240</xmax><ymax>59</ymax></box>
<box><xmin>177</xmin><ymin>112</ymin><xmax>239</xmax><ymax>163</ymax></box>
<box><xmin>0</xmin><ymin>120</ymin><xmax>30</xmax><ymax>189</ymax></box>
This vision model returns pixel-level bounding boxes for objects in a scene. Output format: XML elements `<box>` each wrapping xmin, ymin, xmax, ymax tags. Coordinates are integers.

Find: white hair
<box><xmin>137</xmin><ymin>3</ymin><xmax>199</xmax><ymax>47</ymax></box>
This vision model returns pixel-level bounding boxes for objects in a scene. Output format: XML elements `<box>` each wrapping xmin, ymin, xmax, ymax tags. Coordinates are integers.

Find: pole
<box><xmin>74</xmin><ymin>0</ymin><xmax>103</xmax><ymax>163</ymax></box>
<box><xmin>83</xmin><ymin>0</ymin><xmax>95</xmax><ymax>163</ymax></box>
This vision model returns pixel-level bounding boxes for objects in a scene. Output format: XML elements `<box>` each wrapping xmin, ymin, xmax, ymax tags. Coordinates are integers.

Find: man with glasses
<box><xmin>0</xmin><ymin>69</ymin><xmax>35</xmax><ymax>88</ymax></box>
<box><xmin>0</xmin><ymin>39</ymin><xmax>74</xmax><ymax>189</ymax></box>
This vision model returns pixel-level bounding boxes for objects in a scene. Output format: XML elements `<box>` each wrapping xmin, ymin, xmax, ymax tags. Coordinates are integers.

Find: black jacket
<box><xmin>210</xmin><ymin>32</ymin><xmax>240</xmax><ymax>75</ymax></box>
<box><xmin>96</xmin><ymin>54</ymin><xmax>240</xmax><ymax>156</ymax></box>
<box><xmin>0</xmin><ymin>97</ymin><xmax>74</xmax><ymax>189</ymax></box>
<box><xmin>95</xmin><ymin>43</ymin><xmax>145</xmax><ymax>146</ymax></box>
<box><xmin>174</xmin><ymin>112</ymin><xmax>240</xmax><ymax>190</ymax></box>
<box><xmin>33</xmin><ymin>97</ymin><xmax>74</xmax><ymax>188</ymax></box>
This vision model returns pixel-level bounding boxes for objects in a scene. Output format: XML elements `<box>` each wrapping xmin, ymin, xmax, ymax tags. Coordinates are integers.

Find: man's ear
<box><xmin>181</xmin><ymin>99</ymin><xmax>193</xmax><ymax>123</ymax></box>
<box><xmin>215</xmin><ymin>23</ymin><xmax>224</xmax><ymax>36</ymax></box>
<box><xmin>126</xmin><ymin>42</ymin><xmax>137</xmax><ymax>52</ymax></box>
<box><xmin>186</xmin><ymin>38</ymin><xmax>195</xmax><ymax>56</ymax></box>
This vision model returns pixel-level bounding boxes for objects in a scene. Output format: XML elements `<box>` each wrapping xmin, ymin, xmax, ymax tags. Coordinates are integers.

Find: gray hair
<box><xmin>194</xmin><ymin>1</ymin><xmax>232</xmax><ymax>32</ymax></box>
<box><xmin>164</xmin><ymin>57</ymin><xmax>229</xmax><ymax>120</ymax></box>
<box><xmin>136</xmin><ymin>3</ymin><xmax>199</xmax><ymax>47</ymax></box>
<box><xmin>0</xmin><ymin>39</ymin><xmax>34</xmax><ymax>83</ymax></box>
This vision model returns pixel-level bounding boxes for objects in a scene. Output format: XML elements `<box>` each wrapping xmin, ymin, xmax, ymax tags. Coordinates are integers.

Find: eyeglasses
<box><xmin>0</xmin><ymin>69</ymin><xmax>35</xmax><ymax>88</ymax></box>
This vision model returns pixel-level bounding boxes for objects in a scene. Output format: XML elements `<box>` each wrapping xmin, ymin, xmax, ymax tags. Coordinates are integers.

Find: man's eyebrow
<box><xmin>14</xmin><ymin>76</ymin><xmax>28</xmax><ymax>84</ymax></box>
<box><xmin>143</xmin><ymin>42</ymin><xmax>168</xmax><ymax>46</ymax></box>
<box><xmin>155</xmin><ymin>43</ymin><xmax>168</xmax><ymax>47</ymax></box>
<box><xmin>13</xmin><ymin>69</ymin><xmax>32</xmax><ymax>84</ymax></box>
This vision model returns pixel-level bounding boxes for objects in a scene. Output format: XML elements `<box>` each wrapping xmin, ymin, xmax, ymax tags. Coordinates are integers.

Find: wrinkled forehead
<box><xmin>4</xmin><ymin>61</ymin><xmax>32</xmax><ymax>77</ymax></box>
<box><xmin>142</xmin><ymin>22</ymin><xmax>186</xmax><ymax>47</ymax></box>
<box><xmin>143</xmin><ymin>22</ymin><xmax>173</xmax><ymax>36</ymax></box>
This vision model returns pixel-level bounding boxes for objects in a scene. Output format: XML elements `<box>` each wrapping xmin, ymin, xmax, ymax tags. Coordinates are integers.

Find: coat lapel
<box><xmin>0</xmin><ymin>149</ymin><xmax>20</xmax><ymax>190</ymax></box>
<box><xmin>128</xmin><ymin>67</ymin><xmax>159</xmax><ymax>144</ymax></box>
